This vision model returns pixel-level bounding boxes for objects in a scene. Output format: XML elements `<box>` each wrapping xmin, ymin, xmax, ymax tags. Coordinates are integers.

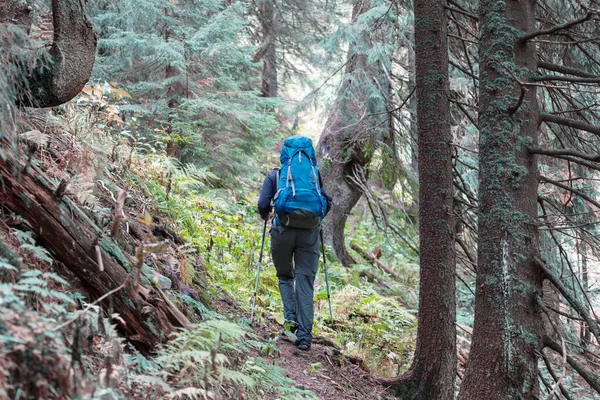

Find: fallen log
<box><xmin>350</xmin><ymin>241</ymin><xmax>400</xmax><ymax>280</ymax></box>
<box><xmin>0</xmin><ymin>156</ymin><xmax>189</xmax><ymax>351</ymax></box>
<box><xmin>351</xmin><ymin>242</ymin><xmax>416</xmax><ymax>308</ymax></box>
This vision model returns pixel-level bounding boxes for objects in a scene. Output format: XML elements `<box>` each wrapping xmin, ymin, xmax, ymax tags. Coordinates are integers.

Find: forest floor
<box><xmin>214</xmin><ymin>298</ymin><xmax>392</xmax><ymax>400</ymax></box>
<box><xmin>0</xmin><ymin>107</ymin><xmax>407</xmax><ymax>399</ymax></box>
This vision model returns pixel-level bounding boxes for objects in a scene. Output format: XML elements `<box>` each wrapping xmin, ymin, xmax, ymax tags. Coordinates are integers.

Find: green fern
<box><xmin>12</xmin><ymin>230</ymin><xmax>53</xmax><ymax>265</ymax></box>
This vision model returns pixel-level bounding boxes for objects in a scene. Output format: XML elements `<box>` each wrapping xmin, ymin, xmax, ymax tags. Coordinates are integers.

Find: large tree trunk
<box><xmin>8</xmin><ymin>0</ymin><xmax>98</xmax><ymax>108</ymax></box>
<box><xmin>257</xmin><ymin>0</ymin><xmax>278</xmax><ymax>98</ymax></box>
<box><xmin>381</xmin><ymin>0</ymin><xmax>455</xmax><ymax>397</ymax></box>
<box><xmin>164</xmin><ymin>8</ymin><xmax>186</xmax><ymax>158</ymax></box>
<box><xmin>0</xmin><ymin>156</ymin><xmax>187</xmax><ymax>351</ymax></box>
<box><xmin>317</xmin><ymin>0</ymin><xmax>388</xmax><ymax>266</ymax></box>
<box><xmin>458</xmin><ymin>0</ymin><xmax>543</xmax><ymax>397</ymax></box>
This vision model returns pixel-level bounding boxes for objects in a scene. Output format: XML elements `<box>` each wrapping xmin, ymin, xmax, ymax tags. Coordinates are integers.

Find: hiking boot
<box><xmin>297</xmin><ymin>342</ymin><xmax>311</xmax><ymax>351</ymax></box>
<box><xmin>283</xmin><ymin>320</ymin><xmax>299</xmax><ymax>334</ymax></box>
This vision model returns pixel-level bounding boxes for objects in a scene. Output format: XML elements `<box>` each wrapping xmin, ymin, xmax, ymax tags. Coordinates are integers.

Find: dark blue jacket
<box><xmin>258</xmin><ymin>168</ymin><xmax>332</xmax><ymax>221</ymax></box>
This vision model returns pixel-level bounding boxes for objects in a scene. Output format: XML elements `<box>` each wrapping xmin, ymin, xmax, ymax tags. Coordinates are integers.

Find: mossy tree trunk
<box><xmin>381</xmin><ymin>0</ymin><xmax>456</xmax><ymax>397</ymax></box>
<box><xmin>256</xmin><ymin>0</ymin><xmax>278</xmax><ymax>98</ymax></box>
<box><xmin>458</xmin><ymin>0</ymin><xmax>543</xmax><ymax>397</ymax></box>
<box><xmin>4</xmin><ymin>0</ymin><xmax>98</xmax><ymax>108</ymax></box>
<box><xmin>164</xmin><ymin>6</ymin><xmax>186</xmax><ymax>158</ymax></box>
<box><xmin>317</xmin><ymin>0</ymin><xmax>389</xmax><ymax>266</ymax></box>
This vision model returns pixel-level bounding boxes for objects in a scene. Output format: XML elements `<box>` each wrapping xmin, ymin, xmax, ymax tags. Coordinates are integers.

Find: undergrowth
<box><xmin>119</xmin><ymin>125</ymin><xmax>420</xmax><ymax>376</ymax></box>
<box><xmin>71</xmin><ymin>83</ymin><xmax>422</xmax><ymax>377</ymax></box>
<box><xmin>0</xmin><ymin>84</ymin><xmax>421</xmax><ymax>398</ymax></box>
<box><xmin>0</xmin><ymin>235</ymin><xmax>316</xmax><ymax>399</ymax></box>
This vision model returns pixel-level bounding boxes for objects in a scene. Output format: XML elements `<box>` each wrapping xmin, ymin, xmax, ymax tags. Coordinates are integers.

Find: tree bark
<box><xmin>317</xmin><ymin>0</ymin><xmax>388</xmax><ymax>266</ymax></box>
<box><xmin>257</xmin><ymin>0</ymin><xmax>278</xmax><ymax>98</ymax></box>
<box><xmin>381</xmin><ymin>0</ymin><xmax>456</xmax><ymax>398</ymax></box>
<box><xmin>164</xmin><ymin>8</ymin><xmax>185</xmax><ymax>158</ymax></box>
<box><xmin>14</xmin><ymin>0</ymin><xmax>98</xmax><ymax>107</ymax></box>
<box><xmin>0</xmin><ymin>156</ymin><xmax>188</xmax><ymax>351</ymax></box>
<box><xmin>458</xmin><ymin>0</ymin><xmax>543</xmax><ymax>397</ymax></box>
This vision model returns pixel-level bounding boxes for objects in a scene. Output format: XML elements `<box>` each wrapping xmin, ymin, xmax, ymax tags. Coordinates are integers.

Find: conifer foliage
<box><xmin>2</xmin><ymin>0</ymin><xmax>600</xmax><ymax>398</ymax></box>
<box><xmin>90</xmin><ymin>0</ymin><xmax>279</xmax><ymax>185</ymax></box>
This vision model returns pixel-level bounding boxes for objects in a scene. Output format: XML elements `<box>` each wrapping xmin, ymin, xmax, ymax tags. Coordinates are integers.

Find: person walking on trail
<box><xmin>257</xmin><ymin>135</ymin><xmax>332</xmax><ymax>351</ymax></box>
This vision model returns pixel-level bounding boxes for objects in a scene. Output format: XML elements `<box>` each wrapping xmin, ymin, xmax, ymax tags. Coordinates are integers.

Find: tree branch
<box><xmin>538</xmin><ymin>61</ymin><xmax>597</xmax><ymax>78</ymax></box>
<box><xmin>509</xmin><ymin>85</ymin><xmax>527</xmax><ymax>114</ymax></box>
<box><xmin>540</xmin><ymin>176</ymin><xmax>600</xmax><ymax>210</ymax></box>
<box><xmin>535</xmin><ymin>257</ymin><xmax>600</xmax><ymax>344</ymax></box>
<box><xmin>541</xmin><ymin>113</ymin><xmax>600</xmax><ymax>137</ymax></box>
<box><xmin>447</xmin><ymin>0</ymin><xmax>478</xmax><ymax>19</ymax></box>
<box><xmin>544</xmin><ymin>336</ymin><xmax>600</xmax><ymax>394</ymax></box>
<box><xmin>449</xmin><ymin>60</ymin><xmax>479</xmax><ymax>81</ymax></box>
<box><xmin>534</xmin><ymin>75</ymin><xmax>600</xmax><ymax>83</ymax></box>
<box><xmin>519</xmin><ymin>11</ymin><xmax>597</xmax><ymax>42</ymax></box>
<box><xmin>541</xmin><ymin>351</ymin><xmax>575</xmax><ymax>400</ymax></box>
<box><xmin>350</xmin><ymin>241</ymin><xmax>399</xmax><ymax>280</ymax></box>
<box><xmin>528</xmin><ymin>147</ymin><xmax>600</xmax><ymax>162</ymax></box>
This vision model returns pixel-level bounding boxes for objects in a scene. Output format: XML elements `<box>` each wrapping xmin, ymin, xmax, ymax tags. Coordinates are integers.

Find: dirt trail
<box><xmin>263</xmin><ymin>329</ymin><xmax>390</xmax><ymax>399</ymax></box>
<box><xmin>216</xmin><ymin>299</ymin><xmax>391</xmax><ymax>400</ymax></box>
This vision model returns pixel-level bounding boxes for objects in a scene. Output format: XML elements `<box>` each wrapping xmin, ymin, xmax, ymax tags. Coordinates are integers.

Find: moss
<box><xmin>18</xmin><ymin>192</ymin><xmax>33</xmax><ymax>208</ymax></box>
<box><xmin>59</xmin><ymin>214</ymin><xmax>71</xmax><ymax>227</ymax></box>
<box><xmin>414</xmin><ymin>16</ymin><xmax>432</xmax><ymax>29</ymax></box>
<box><xmin>35</xmin><ymin>174</ymin><xmax>49</xmax><ymax>186</ymax></box>
<box><xmin>423</xmin><ymin>69</ymin><xmax>445</xmax><ymax>87</ymax></box>
<box><xmin>144</xmin><ymin>317</ymin><xmax>163</xmax><ymax>339</ymax></box>
<box><xmin>99</xmin><ymin>237</ymin><xmax>132</xmax><ymax>272</ymax></box>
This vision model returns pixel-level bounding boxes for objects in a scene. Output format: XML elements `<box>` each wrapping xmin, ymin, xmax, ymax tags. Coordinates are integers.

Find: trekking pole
<box><xmin>320</xmin><ymin>227</ymin><xmax>334</xmax><ymax>324</ymax></box>
<box><xmin>250</xmin><ymin>218</ymin><xmax>268</xmax><ymax>323</ymax></box>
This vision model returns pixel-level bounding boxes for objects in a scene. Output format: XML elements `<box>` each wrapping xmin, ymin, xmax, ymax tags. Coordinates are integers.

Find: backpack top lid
<box><xmin>280</xmin><ymin>135</ymin><xmax>317</xmax><ymax>166</ymax></box>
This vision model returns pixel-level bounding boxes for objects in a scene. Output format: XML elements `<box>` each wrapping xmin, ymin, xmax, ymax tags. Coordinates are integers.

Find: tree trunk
<box><xmin>406</xmin><ymin>29</ymin><xmax>418</xmax><ymax>177</ymax></box>
<box><xmin>0</xmin><ymin>156</ymin><xmax>188</xmax><ymax>352</ymax></box>
<box><xmin>165</xmin><ymin>9</ymin><xmax>185</xmax><ymax>158</ymax></box>
<box><xmin>458</xmin><ymin>0</ymin><xmax>543</xmax><ymax>397</ymax></box>
<box><xmin>14</xmin><ymin>0</ymin><xmax>97</xmax><ymax>108</ymax></box>
<box><xmin>317</xmin><ymin>0</ymin><xmax>388</xmax><ymax>266</ymax></box>
<box><xmin>381</xmin><ymin>0</ymin><xmax>456</xmax><ymax>397</ymax></box>
<box><xmin>258</xmin><ymin>0</ymin><xmax>277</xmax><ymax>98</ymax></box>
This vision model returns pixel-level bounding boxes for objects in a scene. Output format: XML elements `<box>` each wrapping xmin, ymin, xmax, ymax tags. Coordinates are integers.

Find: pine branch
<box><xmin>540</xmin><ymin>176</ymin><xmax>600</xmax><ymax>209</ymax></box>
<box><xmin>541</xmin><ymin>351</ymin><xmax>576</xmax><ymax>400</ymax></box>
<box><xmin>449</xmin><ymin>60</ymin><xmax>479</xmax><ymax>81</ymax></box>
<box><xmin>541</xmin><ymin>300</ymin><xmax>585</xmax><ymax>321</ymax></box>
<box><xmin>445</xmin><ymin>4</ymin><xmax>478</xmax><ymax>20</ymax></box>
<box><xmin>538</xmin><ymin>61</ymin><xmax>597</xmax><ymax>78</ymax></box>
<box><xmin>535</xmin><ymin>257</ymin><xmax>600</xmax><ymax>344</ymax></box>
<box><xmin>534</xmin><ymin>75</ymin><xmax>600</xmax><ymax>83</ymax></box>
<box><xmin>448</xmin><ymin>33</ymin><xmax>478</xmax><ymax>44</ymax></box>
<box><xmin>451</xmin><ymin>99</ymin><xmax>479</xmax><ymax>129</ymax></box>
<box><xmin>544</xmin><ymin>336</ymin><xmax>600</xmax><ymax>394</ymax></box>
<box><xmin>528</xmin><ymin>147</ymin><xmax>600</xmax><ymax>162</ymax></box>
<box><xmin>541</xmin><ymin>113</ymin><xmax>600</xmax><ymax>136</ymax></box>
<box><xmin>519</xmin><ymin>11</ymin><xmax>598</xmax><ymax>42</ymax></box>
<box><xmin>447</xmin><ymin>0</ymin><xmax>478</xmax><ymax>19</ymax></box>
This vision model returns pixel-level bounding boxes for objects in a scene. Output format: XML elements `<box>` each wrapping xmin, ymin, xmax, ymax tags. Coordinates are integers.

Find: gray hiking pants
<box><xmin>270</xmin><ymin>224</ymin><xmax>320</xmax><ymax>345</ymax></box>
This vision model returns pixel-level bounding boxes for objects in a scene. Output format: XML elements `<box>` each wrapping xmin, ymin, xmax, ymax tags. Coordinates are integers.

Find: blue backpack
<box><xmin>273</xmin><ymin>135</ymin><xmax>328</xmax><ymax>228</ymax></box>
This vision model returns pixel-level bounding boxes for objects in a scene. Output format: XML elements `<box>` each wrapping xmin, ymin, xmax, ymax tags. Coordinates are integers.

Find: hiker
<box><xmin>257</xmin><ymin>135</ymin><xmax>332</xmax><ymax>351</ymax></box>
